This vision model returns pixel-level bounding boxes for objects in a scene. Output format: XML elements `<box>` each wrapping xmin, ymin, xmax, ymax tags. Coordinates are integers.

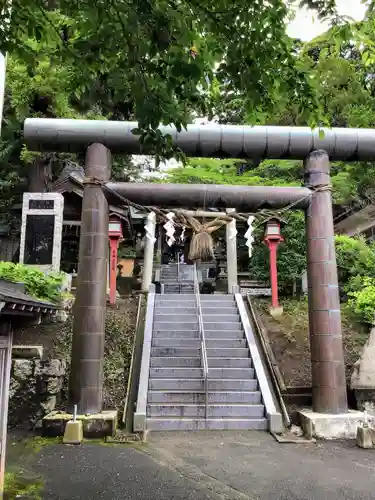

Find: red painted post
<box><xmin>263</xmin><ymin>218</ymin><xmax>283</xmax><ymax>315</ymax></box>
<box><xmin>267</xmin><ymin>241</ymin><xmax>280</xmax><ymax>309</ymax></box>
<box><xmin>109</xmin><ymin>238</ymin><xmax>119</xmax><ymax>305</ymax></box>
<box><xmin>108</xmin><ymin>218</ymin><xmax>123</xmax><ymax>306</ymax></box>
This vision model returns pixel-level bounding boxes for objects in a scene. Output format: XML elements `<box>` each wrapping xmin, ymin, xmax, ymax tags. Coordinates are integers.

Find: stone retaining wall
<box><xmin>9</xmin><ymin>358</ymin><xmax>67</xmax><ymax>429</ymax></box>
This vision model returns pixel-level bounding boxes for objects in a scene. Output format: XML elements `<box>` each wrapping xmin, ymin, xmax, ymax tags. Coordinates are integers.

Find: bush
<box><xmin>0</xmin><ymin>262</ymin><xmax>64</xmax><ymax>303</ymax></box>
<box><xmin>348</xmin><ymin>277</ymin><xmax>375</xmax><ymax>324</ymax></box>
<box><xmin>335</xmin><ymin>235</ymin><xmax>375</xmax><ymax>284</ymax></box>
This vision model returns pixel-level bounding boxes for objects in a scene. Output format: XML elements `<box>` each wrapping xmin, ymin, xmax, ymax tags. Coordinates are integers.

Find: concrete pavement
<box><xmin>8</xmin><ymin>431</ymin><xmax>375</xmax><ymax>499</ymax></box>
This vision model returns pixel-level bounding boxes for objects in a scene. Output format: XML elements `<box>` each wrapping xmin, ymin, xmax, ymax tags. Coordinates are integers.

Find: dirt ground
<box><xmin>253</xmin><ymin>297</ymin><xmax>369</xmax><ymax>388</ymax></box>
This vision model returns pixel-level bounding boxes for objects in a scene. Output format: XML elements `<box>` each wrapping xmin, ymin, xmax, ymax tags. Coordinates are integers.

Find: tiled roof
<box><xmin>0</xmin><ymin>280</ymin><xmax>58</xmax><ymax>310</ymax></box>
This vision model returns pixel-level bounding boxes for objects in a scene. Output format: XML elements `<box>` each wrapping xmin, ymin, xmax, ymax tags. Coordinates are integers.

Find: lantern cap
<box><xmin>263</xmin><ymin>215</ymin><xmax>285</xmax><ymax>241</ymax></box>
<box><xmin>108</xmin><ymin>217</ymin><xmax>123</xmax><ymax>237</ymax></box>
<box><xmin>264</xmin><ymin>215</ymin><xmax>287</xmax><ymax>227</ymax></box>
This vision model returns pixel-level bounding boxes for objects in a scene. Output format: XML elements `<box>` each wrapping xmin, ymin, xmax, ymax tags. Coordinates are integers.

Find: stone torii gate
<box><xmin>24</xmin><ymin>119</ymin><xmax>375</xmax><ymax>422</ymax></box>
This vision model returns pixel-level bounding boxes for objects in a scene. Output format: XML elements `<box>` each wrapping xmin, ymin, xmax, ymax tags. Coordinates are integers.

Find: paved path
<box><xmin>144</xmin><ymin>431</ymin><xmax>375</xmax><ymax>500</ymax></box>
<box><xmin>11</xmin><ymin>431</ymin><xmax>375</xmax><ymax>499</ymax></box>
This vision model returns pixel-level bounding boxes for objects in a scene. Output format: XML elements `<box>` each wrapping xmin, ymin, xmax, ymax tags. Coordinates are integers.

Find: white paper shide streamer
<box><xmin>164</xmin><ymin>212</ymin><xmax>176</xmax><ymax>247</ymax></box>
<box><xmin>179</xmin><ymin>225</ymin><xmax>186</xmax><ymax>243</ymax></box>
<box><xmin>245</xmin><ymin>216</ymin><xmax>255</xmax><ymax>257</ymax></box>
<box><xmin>144</xmin><ymin>212</ymin><xmax>156</xmax><ymax>244</ymax></box>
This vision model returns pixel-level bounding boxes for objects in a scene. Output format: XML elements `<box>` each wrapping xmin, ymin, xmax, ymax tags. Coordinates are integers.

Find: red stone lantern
<box><xmin>108</xmin><ymin>217</ymin><xmax>123</xmax><ymax>305</ymax></box>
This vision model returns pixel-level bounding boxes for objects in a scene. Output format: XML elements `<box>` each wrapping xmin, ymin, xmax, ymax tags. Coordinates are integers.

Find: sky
<box><xmin>287</xmin><ymin>0</ymin><xmax>367</xmax><ymax>40</ymax></box>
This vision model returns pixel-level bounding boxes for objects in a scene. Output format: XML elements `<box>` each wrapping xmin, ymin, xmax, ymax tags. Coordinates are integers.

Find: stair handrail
<box><xmin>133</xmin><ymin>284</ymin><xmax>156</xmax><ymax>432</ymax></box>
<box><xmin>234</xmin><ymin>292</ymin><xmax>283</xmax><ymax>433</ymax></box>
<box><xmin>177</xmin><ymin>253</ymin><xmax>180</xmax><ymax>292</ymax></box>
<box><xmin>246</xmin><ymin>295</ymin><xmax>290</xmax><ymax>428</ymax></box>
<box><xmin>194</xmin><ymin>263</ymin><xmax>208</xmax><ymax>419</ymax></box>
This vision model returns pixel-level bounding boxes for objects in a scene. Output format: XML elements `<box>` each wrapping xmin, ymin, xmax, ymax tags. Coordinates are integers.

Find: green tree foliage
<box><xmin>1</xmin><ymin>0</ymin><xmax>336</xmax><ymax>133</ymax></box>
<box><xmin>335</xmin><ymin>235</ymin><xmax>375</xmax><ymax>285</ymax></box>
<box><xmin>0</xmin><ymin>0</ymin><xmax>339</xmax><ymax>218</ymax></box>
<box><xmin>162</xmin><ymin>158</ymin><xmax>303</xmax><ymax>186</ymax></box>
<box><xmin>248</xmin><ymin>211</ymin><xmax>307</xmax><ymax>287</ymax></box>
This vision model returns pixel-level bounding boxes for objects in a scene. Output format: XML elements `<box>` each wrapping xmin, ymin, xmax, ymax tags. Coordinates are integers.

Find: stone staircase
<box><xmin>159</xmin><ymin>263</ymin><xmax>194</xmax><ymax>294</ymax></box>
<box><xmin>146</xmin><ymin>293</ymin><xmax>267</xmax><ymax>431</ymax></box>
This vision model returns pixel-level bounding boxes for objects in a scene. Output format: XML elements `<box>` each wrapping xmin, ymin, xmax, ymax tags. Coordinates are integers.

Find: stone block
<box><xmin>355</xmin><ymin>389</ymin><xmax>375</xmax><ymax>414</ymax></box>
<box><xmin>299</xmin><ymin>409</ymin><xmax>372</xmax><ymax>440</ymax></box>
<box><xmin>46</xmin><ymin>377</ymin><xmax>63</xmax><ymax>394</ymax></box>
<box><xmin>34</xmin><ymin>359</ymin><xmax>66</xmax><ymax>377</ymax></box>
<box><xmin>12</xmin><ymin>345</ymin><xmax>43</xmax><ymax>359</ymax></box>
<box><xmin>356</xmin><ymin>425</ymin><xmax>375</xmax><ymax>449</ymax></box>
<box><xmin>13</xmin><ymin>359</ymin><xmax>34</xmax><ymax>380</ymax></box>
<box><xmin>41</xmin><ymin>396</ymin><xmax>57</xmax><ymax>413</ymax></box>
<box><xmin>42</xmin><ymin>410</ymin><xmax>118</xmax><ymax>439</ymax></box>
<box><xmin>351</xmin><ymin>327</ymin><xmax>375</xmax><ymax>390</ymax></box>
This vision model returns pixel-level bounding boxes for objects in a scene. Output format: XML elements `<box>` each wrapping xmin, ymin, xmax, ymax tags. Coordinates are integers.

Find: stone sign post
<box><xmin>19</xmin><ymin>193</ymin><xmax>64</xmax><ymax>272</ymax></box>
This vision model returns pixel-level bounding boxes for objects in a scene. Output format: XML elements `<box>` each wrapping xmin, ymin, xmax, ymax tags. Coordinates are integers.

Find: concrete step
<box><xmin>151</xmin><ymin>357</ymin><xmax>201</xmax><ymax>368</ymax></box>
<box><xmin>147</xmin><ymin>390</ymin><xmax>262</xmax><ymax>404</ymax></box>
<box><xmin>154</xmin><ymin>314</ymin><xmax>199</xmax><ymax>322</ymax></box>
<box><xmin>150</xmin><ymin>357</ymin><xmax>251</xmax><ymax>368</ymax></box>
<box><xmin>207</xmin><ymin>358</ymin><xmax>252</xmax><ymax>368</ymax></box>
<box><xmin>151</xmin><ymin>347</ymin><xmax>249</xmax><ymax>357</ymax></box>
<box><xmin>155</xmin><ymin>302</ymin><xmax>196</xmax><ymax>308</ymax></box>
<box><xmin>161</xmin><ymin>283</ymin><xmax>195</xmax><ymax>287</ymax></box>
<box><xmin>151</xmin><ymin>347</ymin><xmax>201</xmax><ymax>357</ymax></box>
<box><xmin>154</xmin><ymin>314</ymin><xmax>239</xmax><ymax>322</ymax></box>
<box><xmin>152</xmin><ymin>331</ymin><xmax>199</xmax><ymax>339</ymax></box>
<box><xmin>156</xmin><ymin>305</ymin><xmax>237</xmax><ymax>313</ymax></box>
<box><xmin>200</xmin><ymin>303</ymin><xmax>237</xmax><ymax>309</ymax></box>
<box><xmin>161</xmin><ymin>279</ymin><xmax>194</xmax><ymax>283</ymax></box>
<box><xmin>201</xmin><ymin>297</ymin><xmax>235</xmax><ymax>303</ymax></box>
<box><xmin>156</xmin><ymin>323</ymin><xmax>245</xmax><ymax>333</ymax></box>
<box><xmin>154</xmin><ymin>322</ymin><xmax>198</xmax><ymax>331</ymax></box>
<box><xmin>167</xmin><ymin>288</ymin><xmax>195</xmax><ymax>291</ymax></box>
<box><xmin>149</xmin><ymin>378</ymin><xmax>258</xmax><ymax>391</ymax></box>
<box><xmin>146</xmin><ymin>417</ymin><xmax>268</xmax><ymax>431</ymax></box>
<box><xmin>207</xmin><ymin>347</ymin><xmax>249</xmax><ymax>357</ymax></box>
<box><xmin>163</xmin><ymin>287</ymin><xmax>194</xmax><ymax>292</ymax></box>
<box><xmin>149</xmin><ymin>367</ymin><xmax>255</xmax><ymax>379</ymax></box>
<box><xmin>205</xmin><ymin>330</ymin><xmax>245</xmax><ymax>339</ymax></box>
<box><xmin>155</xmin><ymin>307</ymin><xmax>197</xmax><ymax>314</ymax></box>
<box><xmin>201</xmin><ymin>307</ymin><xmax>238</xmax><ymax>314</ymax></box>
<box><xmin>155</xmin><ymin>299</ymin><xmax>196</xmax><ymax>305</ymax></box>
<box><xmin>201</xmin><ymin>295</ymin><xmax>235</xmax><ymax>301</ymax></box>
<box><xmin>152</xmin><ymin>338</ymin><xmax>247</xmax><ymax>348</ymax></box>
<box><xmin>147</xmin><ymin>403</ymin><xmax>265</xmax><ymax>418</ymax></box>
<box><xmin>203</xmin><ymin>322</ymin><xmax>242</xmax><ymax>331</ymax></box>
<box><xmin>156</xmin><ymin>294</ymin><xmax>199</xmax><ymax>300</ymax></box>
<box><xmin>200</xmin><ymin>296</ymin><xmax>235</xmax><ymax>301</ymax></box>
<box><xmin>202</xmin><ymin>314</ymin><xmax>239</xmax><ymax>321</ymax></box>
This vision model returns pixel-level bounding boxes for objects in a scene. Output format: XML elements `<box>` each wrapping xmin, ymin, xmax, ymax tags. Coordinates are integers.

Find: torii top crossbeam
<box><xmin>24</xmin><ymin>118</ymin><xmax>375</xmax><ymax>161</ymax></box>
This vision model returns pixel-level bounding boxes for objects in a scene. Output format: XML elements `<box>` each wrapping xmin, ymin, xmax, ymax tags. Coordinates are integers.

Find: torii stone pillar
<box><xmin>226</xmin><ymin>208</ymin><xmax>238</xmax><ymax>294</ymax></box>
<box><xmin>68</xmin><ymin>143</ymin><xmax>111</xmax><ymax>414</ymax></box>
<box><xmin>142</xmin><ymin>212</ymin><xmax>156</xmax><ymax>292</ymax></box>
<box><xmin>304</xmin><ymin>150</ymin><xmax>348</xmax><ymax>414</ymax></box>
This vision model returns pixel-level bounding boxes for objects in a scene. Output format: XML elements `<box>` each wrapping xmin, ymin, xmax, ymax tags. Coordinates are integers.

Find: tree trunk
<box><xmin>28</xmin><ymin>157</ymin><xmax>52</xmax><ymax>193</ymax></box>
